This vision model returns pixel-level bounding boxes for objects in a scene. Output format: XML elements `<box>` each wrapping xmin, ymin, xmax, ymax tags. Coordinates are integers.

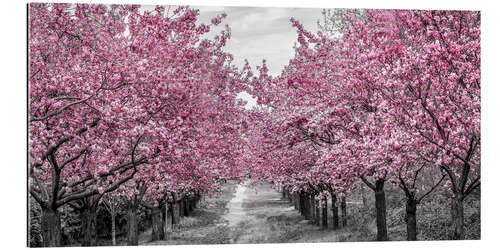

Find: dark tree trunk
<box><xmin>331</xmin><ymin>192</ymin><xmax>339</xmax><ymax>229</ymax></box>
<box><xmin>374</xmin><ymin>179</ymin><xmax>388</xmax><ymax>241</ymax></box>
<box><xmin>451</xmin><ymin>194</ymin><xmax>465</xmax><ymax>240</ymax></box>
<box><xmin>188</xmin><ymin>198</ymin><xmax>194</xmax><ymax>213</ymax></box>
<box><xmin>184</xmin><ymin>198</ymin><xmax>189</xmax><ymax>216</ymax></box>
<box><xmin>172</xmin><ymin>201</ymin><xmax>180</xmax><ymax>229</ymax></box>
<box><xmin>126</xmin><ymin>202</ymin><xmax>139</xmax><ymax>246</ymax></box>
<box><xmin>294</xmin><ymin>193</ymin><xmax>299</xmax><ymax>210</ymax></box>
<box><xmin>179</xmin><ymin>198</ymin><xmax>184</xmax><ymax>218</ymax></box>
<box><xmin>406</xmin><ymin>198</ymin><xmax>418</xmax><ymax>241</ymax></box>
<box><xmin>299</xmin><ymin>193</ymin><xmax>306</xmax><ymax>216</ymax></box>
<box><xmin>165</xmin><ymin>202</ymin><xmax>173</xmax><ymax>234</ymax></box>
<box><xmin>305</xmin><ymin>194</ymin><xmax>311</xmax><ymax>220</ymax></box>
<box><xmin>315</xmin><ymin>198</ymin><xmax>320</xmax><ymax>226</ymax></box>
<box><xmin>80</xmin><ymin>205</ymin><xmax>97</xmax><ymax>246</ymax></box>
<box><xmin>310</xmin><ymin>194</ymin><xmax>314</xmax><ymax>221</ymax></box>
<box><xmin>341</xmin><ymin>197</ymin><xmax>347</xmax><ymax>227</ymax></box>
<box><xmin>151</xmin><ymin>205</ymin><xmax>165</xmax><ymax>241</ymax></box>
<box><xmin>322</xmin><ymin>197</ymin><xmax>328</xmax><ymax>229</ymax></box>
<box><xmin>41</xmin><ymin>207</ymin><xmax>61</xmax><ymax>247</ymax></box>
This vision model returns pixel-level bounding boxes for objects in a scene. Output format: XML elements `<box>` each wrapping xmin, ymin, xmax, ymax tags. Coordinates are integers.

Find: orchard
<box><xmin>28</xmin><ymin>4</ymin><xmax>480</xmax><ymax>247</ymax></box>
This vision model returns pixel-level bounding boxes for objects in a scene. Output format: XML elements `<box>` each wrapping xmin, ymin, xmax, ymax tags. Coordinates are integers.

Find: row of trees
<box><xmin>243</xmin><ymin>9</ymin><xmax>480</xmax><ymax>241</ymax></box>
<box><xmin>28</xmin><ymin>3</ymin><xmax>248</xmax><ymax>247</ymax></box>
<box><xmin>28</xmin><ymin>4</ymin><xmax>480</xmax><ymax>245</ymax></box>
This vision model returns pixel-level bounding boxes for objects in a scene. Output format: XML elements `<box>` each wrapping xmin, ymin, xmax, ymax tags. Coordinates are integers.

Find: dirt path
<box><xmin>145</xmin><ymin>181</ymin><xmax>349</xmax><ymax>245</ymax></box>
<box><xmin>220</xmin><ymin>182</ymin><xmax>337</xmax><ymax>244</ymax></box>
<box><xmin>223</xmin><ymin>182</ymin><xmax>248</xmax><ymax>227</ymax></box>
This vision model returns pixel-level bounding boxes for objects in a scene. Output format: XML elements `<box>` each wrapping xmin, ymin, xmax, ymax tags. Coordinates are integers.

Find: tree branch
<box><xmin>60</xmin><ymin>149</ymin><xmax>87</xmax><ymax>170</ymax></box>
<box><xmin>360</xmin><ymin>175</ymin><xmax>376</xmax><ymax>190</ymax></box>
<box><xmin>417</xmin><ymin>174</ymin><xmax>446</xmax><ymax>203</ymax></box>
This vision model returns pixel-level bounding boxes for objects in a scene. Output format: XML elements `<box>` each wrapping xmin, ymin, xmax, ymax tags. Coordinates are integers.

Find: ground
<box><xmin>143</xmin><ymin>181</ymin><xmax>350</xmax><ymax>245</ymax></box>
<box><xmin>141</xmin><ymin>181</ymin><xmax>480</xmax><ymax>245</ymax></box>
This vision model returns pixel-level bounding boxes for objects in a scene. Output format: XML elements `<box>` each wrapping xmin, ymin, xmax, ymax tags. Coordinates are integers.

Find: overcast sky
<box><xmin>196</xmin><ymin>6</ymin><xmax>322</xmax><ymax>108</ymax></box>
<box><xmin>141</xmin><ymin>5</ymin><xmax>323</xmax><ymax>108</ymax></box>
<box><xmin>194</xmin><ymin>5</ymin><xmax>322</xmax><ymax>76</ymax></box>
<box><xmin>142</xmin><ymin>4</ymin><xmax>321</xmax><ymax>76</ymax></box>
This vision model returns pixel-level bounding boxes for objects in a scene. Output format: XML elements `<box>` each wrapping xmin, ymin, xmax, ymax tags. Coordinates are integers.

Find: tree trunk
<box><xmin>294</xmin><ymin>193</ymin><xmax>299</xmax><ymax>210</ymax></box>
<box><xmin>331</xmin><ymin>192</ymin><xmax>339</xmax><ymax>229</ymax></box>
<box><xmin>111</xmin><ymin>212</ymin><xmax>116</xmax><ymax>246</ymax></box>
<box><xmin>164</xmin><ymin>203</ymin><xmax>169</xmax><ymax>235</ymax></box>
<box><xmin>80</xmin><ymin>205</ymin><xmax>97</xmax><ymax>246</ymax></box>
<box><xmin>322</xmin><ymin>197</ymin><xmax>328</xmax><ymax>229</ymax></box>
<box><xmin>310</xmin><ymin>195</ymin><xmax>314</xmax><ymax>221</ymax></box>
<box><xmin>188</xmin><ymin>198</ymin><xmax>194</xmax><ymax>213</ymax></box>
<box><xmin>341</xmin><ymin>197</ymin><xmax>347</xmax><ymax>227</ymax></box>
<box><xmin>406</xmin><ymin>198</ymin><xmax>418</xmax><ymax>241</ymax></box>
<box><xmin>178</xmin><ymin>200</ymin><xmax>183</xmax><ymax>218</ymax></box>
<box><xmin>151</xmin><ymin>205</ymin><xmax>165</xmax><ymax>241</ymax></box>
<box><xmin>41</xmin><ymin>207</ymin><xmax>61</xmax><ymax>247</ymax></box>
<box><xmin>172</xmin><ymin>201</ymin><xmax>180</xmax><ymax>229</ymax></box>
<box><xmin>304</xmin><ymin>194</ymin><xmax>311</xmax><ymax>220</ymax></box>
<box><xmin>184</xmin><ymin>198</ymin><xmax>189</xmax><ymax>216</ymax></box>
<box><xmin>315</xmin><ymin>198</ymin><xmax>320</xmax><ymax>226</ymax></box>
<box><xmin>165</xmin><ymin>202</ymin><xmax>173</xmax><ymax>233</ymax></box>
<box><xmin>451</xmin><ymin>194</ymin><xmax>465</xmax><ymax>240</ymax></box>
<box><xmin>126</xmin><ymin>203</ymin><xmax>139</xmax><ymax>246</ymax></box>
<box><xmin>299</xmin><ymin>193</ymin><xmax>304</xmax><ymax>215</ymax></box>
<box><xmin>361</xmin><ymin>184</ymin><xmax>367</xmax><ymax>208</ymax></box>
<box><xmin>374</xmin><ymin>179</ymin><xmax>388</xmax><ymax>241</ymax></box>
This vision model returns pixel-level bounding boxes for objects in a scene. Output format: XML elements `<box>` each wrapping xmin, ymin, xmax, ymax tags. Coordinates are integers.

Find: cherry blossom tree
<box><xmin>29</xmin><ymin>3</ymin><xmax>246</xmax><ymax>246</ymax></box>
<box><xmin>334</xmin><ymin>9</ymin><xmax>480</xmax><ymax>240</ymax></box>
<box><xmin>244</xmin><ymin>8</ymin><xmax>479</xmax><ymax>241</ymax></box>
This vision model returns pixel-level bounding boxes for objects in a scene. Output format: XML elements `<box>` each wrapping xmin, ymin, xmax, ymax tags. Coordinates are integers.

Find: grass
<box><xmin>143</xmin><ymin>182</ymin><xmax>480</xmax><ymax>245</ymax></box>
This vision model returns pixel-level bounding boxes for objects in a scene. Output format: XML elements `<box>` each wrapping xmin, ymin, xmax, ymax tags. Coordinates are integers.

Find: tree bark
<box><xmin>188</xmin><ymin>198</ymin><xmax>194</xmax><ymax>213</ymax></box>
<box><xmin>361</xmin><ymin>184</ymin><xmax>368</xmax><ymax>208</ymax></box>
<box><xmin>341</xmin><ymin>197</ymin><xmax>347</xmax><ymax>227</ymax></box>
<box><xmin>126</xmin><ymin>202</ymin><xmax>139</xmax><ymax>246</ymax></box>
<box><xmin>305</xmin><ymin>194</ymin><xmax>311</xmax><ymax>220</ymax></box>
<box><xmin>165</xmin><ymin>202</ymin><xmax>174</xmax><ymax>234</ymax></box>
<box><xmin>164</xmin><ymin>202</ymin><xmax>170</xmax><ymax>235</ymax></box>
<box><xmin>406</xmin><ymin>198</ymin><xmax>418</xmax><ymax>241</ymax></box>
<box><xmin>310</xmin><ymin>195</ymin><xmax>315</xmax><ymax>221</ymax></box>
<box><xmin>315</xmin><ymin>198</ymin><xmax>320</xmax><ymax>226</ymax></box>
<box><xmin>299</xmin><ymin>192</ymin><xmax>306</xmax><ymax>217</ymax></box>
<box><xmin>80</xmin><ymin>204</ymin><xmax>98</xmax><ymax>246</ymax></box>
<box><xmin>331</xmin><ymin>192</ymin><xmax>339</xmax><ymax>229</ymax></box>
<box><xmin>374</xmin><ymin>179</ymin><xmax>388</xmax><ymax>241</ymax></box>
<box><xmin>151</xmin><ymin>205</ymin><xmax>165</xmax><ymax>241</ymax></box>
<box><xmin>322</xmin><ymin>197</ymin><xmax>328</xmax><ymax>229</ymax></box>
<box><xmin>40</xmin><ymin>207</ymin><xmax>61</xmax><ymax>247</ymax></box>
<box><xmin>179</xmin><ymin>198</ymin><xmax>184</xmax><ymax>218</ymax></box>
<box><xmin>111</xmin><ymin>212</ymin><xmax>116</xmax><ymax>246</ymax></box>
<box><xmin>172</xmin><ymin>201</ymin><xmax>180</xmax><ymax>229</ymax></box>
<box><xmin>184</xmin><ymin>198</ymin><xmax>189</xmax><ymax>216</ymax></box>
<box><xmin>294</xmin><ymin>193</ymin><xmax>299</xmax><ymax>210</ymax></box>
<box><xmin>451</xmin><ymin>194</ymin><xmax>465</xmax><ymax>240</ymax></box>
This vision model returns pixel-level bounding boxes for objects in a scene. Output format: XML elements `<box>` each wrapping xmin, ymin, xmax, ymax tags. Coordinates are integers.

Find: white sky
<box><xmin>193</xmin><ymin>5</ymin><xmax>322</xmax><ymax>76</ymax></box>
<box><xmin>139</xmin><ymin>5</ymin><xmax>322</xmax><ymax>109</ymax></box>
<box><xmin>140</xmin><ymin>5</ymin><xmax>322</xmax><ymax>76</ymax></box>
<box><xmin>197</xmin><ymin>6</ymin><xmax>322</xmax><ymax>109</ymax></box>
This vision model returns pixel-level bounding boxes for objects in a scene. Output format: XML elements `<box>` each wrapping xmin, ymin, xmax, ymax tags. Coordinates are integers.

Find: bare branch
<box><xmin>360</xmin><ymin>175</ymin><xmax>376</xmax><ymax>190</ymax></box>
<box><xmin>417</xmin><ymin>174</ymin><xmax>446</xmax><ymax>203</ymax></box>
